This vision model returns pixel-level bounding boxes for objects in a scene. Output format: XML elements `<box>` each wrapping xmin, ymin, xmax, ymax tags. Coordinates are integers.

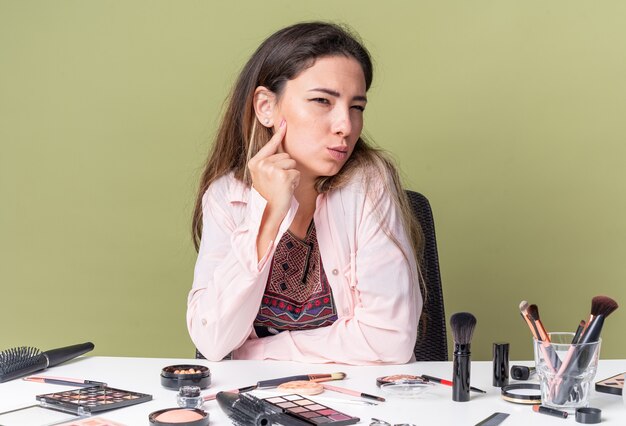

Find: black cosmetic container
<box><xmin>452</xmin><ymin>343</ymin><xmax>471</xmax><ymax>402</ymax></box>
<box><xmin>160</xmin><ymin>365</ymin><xmax>211</xmax><ymax>390</ymax></box>
<box><xmin>493</xmin><ymin>342</ymin><xmax>510</xmax><ymax>387</ymax></box>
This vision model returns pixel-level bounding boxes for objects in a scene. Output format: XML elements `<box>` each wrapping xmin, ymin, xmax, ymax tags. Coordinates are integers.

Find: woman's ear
<box><xmin>253</xmin><ymin>87</ymin><xmax>277</xmax><ymax>128</ymax></box>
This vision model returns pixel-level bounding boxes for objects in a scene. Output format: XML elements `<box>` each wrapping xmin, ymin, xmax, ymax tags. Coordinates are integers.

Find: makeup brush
<box><xmin>450</xmin><ymin>312</ymin><xmax>477</xmax><ymax>402</ymax></box>
<box><xmin>256</xmin><ymin>372</ymin><xmax>346</xmax><ymax>389</ymax></box>
<box><xmin>577</xmin><ymin>296</ymin><xmax>619</xmax><ymax>346</ymax></box>
<box><xmin>553</xmin><ymin>296</ymin><xmax>618</xmax><ymax>405</ymax></box>
<box><xmin>518</xmin><ymin>301</ymin><xmax>540</xmax><ymax>340</ymax></box>
<box><xmin>519</xmin><ymin>301</ymin><xmax>559</xmax><ymax>373</ymax></box>
<box><xmin>571</xmin><ymin>320</ymin><xmax>585</xmax><ymax>344</ymax></box>
<box><xmin>526</xmin><ymin>304</ymin><xmax>550</xmax><ymax>343</ymax></box>
<box><xmin>579</xmin><ymin>296</ymin><xmax>619</xmax><ymax>343</ymax></box>
<box><xmin>527</xmin><ymin>304</ymin><xmax>561</xmax><ymax>370</ymax></box>
<box><xmin>0</xmin><ymin>342</ymin><xmax>95</xmax><ymax>383</ymax></box>
<box><xmin>203</xmin><ymin>372</ymin><xmax>347</xmax><ymax>401</ymax></box>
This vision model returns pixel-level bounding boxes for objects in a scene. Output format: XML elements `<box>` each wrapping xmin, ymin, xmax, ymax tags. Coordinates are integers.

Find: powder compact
<box><xmin>375</xmin><ymin>374</ymin><xmax>433</xmax><ymax>398</ymax></box>
<box><xmin>36</xmin><ymin>386</ymin><xmax>152</xmax><ymax>415</ymax></box>
<box><xmin>161</xmin><ymin>365</ymin><xmax>211</xmax><ymax>390</ymax></box>
<box><xmin>376</xmin><ymin>374</ymin><xmax>425</xmax><ymax>387</ymax></box>
<box><xmin>149</xmin><ymin>408</ymin><xmax>209</xmax><ymax>426</ymax></box>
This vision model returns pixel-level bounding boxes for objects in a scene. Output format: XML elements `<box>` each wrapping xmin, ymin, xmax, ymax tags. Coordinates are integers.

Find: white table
<box><xmin>1</xmin><ymin>357</ymin><xmax>624</xmax><ymax>425</ymax></box>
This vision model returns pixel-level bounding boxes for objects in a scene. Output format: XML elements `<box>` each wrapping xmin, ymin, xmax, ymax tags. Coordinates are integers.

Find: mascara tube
<box><xmin>452</xmin><ymin>343</ymin><xmax>471</xmax><ymax>402</ymax></box>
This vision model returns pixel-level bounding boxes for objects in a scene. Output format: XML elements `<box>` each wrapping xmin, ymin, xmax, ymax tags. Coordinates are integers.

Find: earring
<box><xmin>263</xmin><ymin>118</ymin><xmax>270</xmax><ymax>125</ymax></box>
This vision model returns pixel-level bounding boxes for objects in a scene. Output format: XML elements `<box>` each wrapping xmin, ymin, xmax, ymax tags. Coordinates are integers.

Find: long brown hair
<box><xmin>192</xmin><ymin>22</ymin><xmax>424</xmax><ymax>289</ymax></box>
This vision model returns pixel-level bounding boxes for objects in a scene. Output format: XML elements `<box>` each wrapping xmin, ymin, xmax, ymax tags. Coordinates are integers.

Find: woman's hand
<box><xmin>248</xmin><ymin>120</ymin><xmax>300</xmax><ymax>221</ymax></box>
<box><xmin>248</xmin><ymin>120</ymin><xmax>299</xmax><ymax>260</ymax></box>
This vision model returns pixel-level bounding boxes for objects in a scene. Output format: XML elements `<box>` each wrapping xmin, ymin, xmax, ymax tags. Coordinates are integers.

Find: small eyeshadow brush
<box><xmin>527</xmin><ymin>304</ymin><xmax>561</xmax><ymax>370</ymax></box>
<box><xmin>24</xmin><ymin>375</ymin><xmax>107</xmax><ymax>387</ymax></box>
<box><xmin>526</xmin><ymin>304</ymin><xmax>550</xmax><ymax>343</ymax></box>
<box><xmin>571</xmin><ymin>320</ymin><xmax>585</xmax><ymax>344</ymax></box>
<box><xmin>518</xmin><ymin>301</ymin><xmax>540</xmax><ymax>340</ymax></box>
<box><xmin>518</xmin><ymin>301</ymin><xmax>559</xmax><ymax>373</ymax></box>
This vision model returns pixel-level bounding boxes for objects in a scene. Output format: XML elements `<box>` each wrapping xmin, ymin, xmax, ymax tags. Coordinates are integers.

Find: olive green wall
<box><xmin>1</xmin><ymin>1</ymin><xmax>625</xmax><ymax>361</ymax></box>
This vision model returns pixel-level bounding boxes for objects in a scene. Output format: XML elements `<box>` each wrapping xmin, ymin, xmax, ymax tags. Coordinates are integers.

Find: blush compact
<box><xmin>149</xmin><ymin>408</ymin><xmax>209</xmax><ymax>426</ymax></box>
<box><xmin>160</xmin><ymin>365</ymin><xmax>211</xmax><ymax>390</ymax></box>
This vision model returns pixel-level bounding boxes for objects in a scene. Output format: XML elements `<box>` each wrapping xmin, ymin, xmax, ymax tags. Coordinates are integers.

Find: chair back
<box><xmin>406</xmin><ymin>190</ymin><xmax>448</xmax><ymax>361</ymax></box>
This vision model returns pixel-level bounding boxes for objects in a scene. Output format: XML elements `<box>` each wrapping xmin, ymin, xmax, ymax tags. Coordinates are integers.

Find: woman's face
<box><xmin>272</xmin><ymin>56</ymin><xmax>367</xmax><ymax>183</ymax></box>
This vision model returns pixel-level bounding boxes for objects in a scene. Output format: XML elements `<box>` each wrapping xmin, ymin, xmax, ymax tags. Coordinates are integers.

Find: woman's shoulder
<box><xmin>203</xmin><ymin>172</ymin><xmax>249</xmax><ymax>204</ymax></box>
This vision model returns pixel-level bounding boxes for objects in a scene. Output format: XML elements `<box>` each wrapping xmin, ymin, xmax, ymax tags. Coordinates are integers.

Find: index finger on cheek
<box><xmin>275</xmin><ymin>119</ymin><xmax>287</xmax><ymax>153</ymax></box>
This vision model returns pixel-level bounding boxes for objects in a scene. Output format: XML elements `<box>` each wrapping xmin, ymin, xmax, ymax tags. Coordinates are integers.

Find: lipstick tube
<box><xmin>533</xmin><ymin>405</ymin><xmax>568</xmax><ymax>418</ymax></box>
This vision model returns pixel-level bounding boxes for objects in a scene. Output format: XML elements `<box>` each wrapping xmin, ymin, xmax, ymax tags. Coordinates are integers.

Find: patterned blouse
<box><xmin>254</xmin><ymin>222</ymin><xmax>338</xmax><ymax>337</ymax></box>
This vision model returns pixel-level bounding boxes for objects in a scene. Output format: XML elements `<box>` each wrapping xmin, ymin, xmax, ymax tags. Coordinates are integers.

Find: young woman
<box><xmin>187</xmin><ymin>22</ymin><xmax>424</xmax><ymax>364</ymax></box>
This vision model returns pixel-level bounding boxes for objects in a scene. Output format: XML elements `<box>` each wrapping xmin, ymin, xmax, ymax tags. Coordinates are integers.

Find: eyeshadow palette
<box><xmin>263</xmin><ymin>394</ymin><xmax>359</xmax><ymax>425</ymax></box>
<box><xmin>36</xmin><ymin>386</ymin><xmax>152</xmax><ymax>415</ymax></box>
<box><xmin>595</xmin><ymin>372</ymin><xmax>624</xmax><ymax>396</ymax></box>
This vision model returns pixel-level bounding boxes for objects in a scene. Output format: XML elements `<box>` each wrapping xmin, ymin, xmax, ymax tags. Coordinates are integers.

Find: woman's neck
<box><xmin>290</xmin><ymin>180</ymin><xmax>319</xmax><ymax>239</ymax></box>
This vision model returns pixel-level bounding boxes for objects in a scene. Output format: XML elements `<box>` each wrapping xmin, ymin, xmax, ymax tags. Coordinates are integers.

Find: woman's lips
<box><xmin>327</xmin><ymin>147</ymin><xmax>348</xmax><ymax>161</ymax></box>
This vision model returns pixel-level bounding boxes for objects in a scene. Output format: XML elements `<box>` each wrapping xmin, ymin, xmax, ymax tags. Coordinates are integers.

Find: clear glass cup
<box><xmin>533</xmin><ymin>332</ymin><xmax>601</xmax><ymax>412</ymax></box>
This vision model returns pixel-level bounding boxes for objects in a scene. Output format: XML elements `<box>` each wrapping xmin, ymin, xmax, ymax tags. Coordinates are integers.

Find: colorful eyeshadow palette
<box><xmin>263</xmin><ymin>394</ymin><xmax>359</xmax><ymax>425</ymax></box>
<box><xmin>595</xmin><ymin>372</ymin><xmax>625</xmax><ymax>396</ymax></box>
<box><xmin>36</xmin><ymin>386</ymin><xmax>152</xmax><ymax>415</ymax></box>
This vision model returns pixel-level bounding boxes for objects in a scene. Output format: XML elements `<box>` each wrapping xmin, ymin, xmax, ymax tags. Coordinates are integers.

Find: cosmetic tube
<box><xmin>492</xmin><ymin>343</ymin><xmax>509</xmax><ymax>387</ymax></box>
<box><xmin>452</xmin><ymin>343</ymin><xmax>471</xmax><ymax>402</ymax></box>
<box><xmin>533</xmin><ymin>405</ymin><xmax>568</xmax><ymax>419</ymax></box>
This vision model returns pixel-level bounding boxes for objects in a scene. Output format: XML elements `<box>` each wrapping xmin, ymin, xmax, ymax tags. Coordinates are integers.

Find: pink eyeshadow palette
<box><xmin>36</xmin><ymin>386</ymin><xmax>152</xmax><ymax>415</ymax></box>
<box><xmin>263</xmin><ymin>394</ymin><xmax>359</xmax><ymax>425</ymax></box>
<box><xmin>595</xmin><ymin>372</ymin><xmax>625</xmax><ymax>396</ymax></box>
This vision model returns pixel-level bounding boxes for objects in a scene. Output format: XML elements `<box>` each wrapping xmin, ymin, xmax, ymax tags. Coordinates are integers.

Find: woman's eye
<box><xmin>351</xmin><ymin>105</ymin><xmax>366</xmax><ymax>112</ymax></box>
<box><xmin>311</xmin><ymin>98</ymin><xmax>330</xmax><ymax>105</ymax></box>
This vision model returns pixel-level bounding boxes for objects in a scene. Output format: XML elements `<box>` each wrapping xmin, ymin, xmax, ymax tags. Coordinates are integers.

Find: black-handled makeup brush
<box><xmin>571</xmin><ymin>320</ymin><xmax>585</xmax><ymax>344</ymax></box>
<box><xmin>578</xmin><ymin>296</ymin><xmax>619</xmax><ymax>344</ymax></box>
<box><xmin>0</xmin><ymin>342</ymin><xmax>94</xmax><ymax>383</ymax></box>
<box><xmin>450</xmin><ymin>312</ymin><xmax>477</xmax><ymax>402</ymax></box>
<box><xmin>579</xmin><ymin>296</ymin><xmax>619</xmax><ymax>344</ymax></box>
<box><xmin>553</xmin><ymin>296</ymin><xmax>618</xmax><ymax>405</ymax></box>
<box><xmin>571</xmin><ymin>296</ymin><xmax>619</xmax><ymax>373</ymax></box>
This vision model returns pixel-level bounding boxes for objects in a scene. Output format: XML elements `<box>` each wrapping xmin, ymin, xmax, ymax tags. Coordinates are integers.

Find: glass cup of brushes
<box><xmin>533</xmin><ymin>332</ymin><xmax>601</xmax><ymax>412</ymax></box>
